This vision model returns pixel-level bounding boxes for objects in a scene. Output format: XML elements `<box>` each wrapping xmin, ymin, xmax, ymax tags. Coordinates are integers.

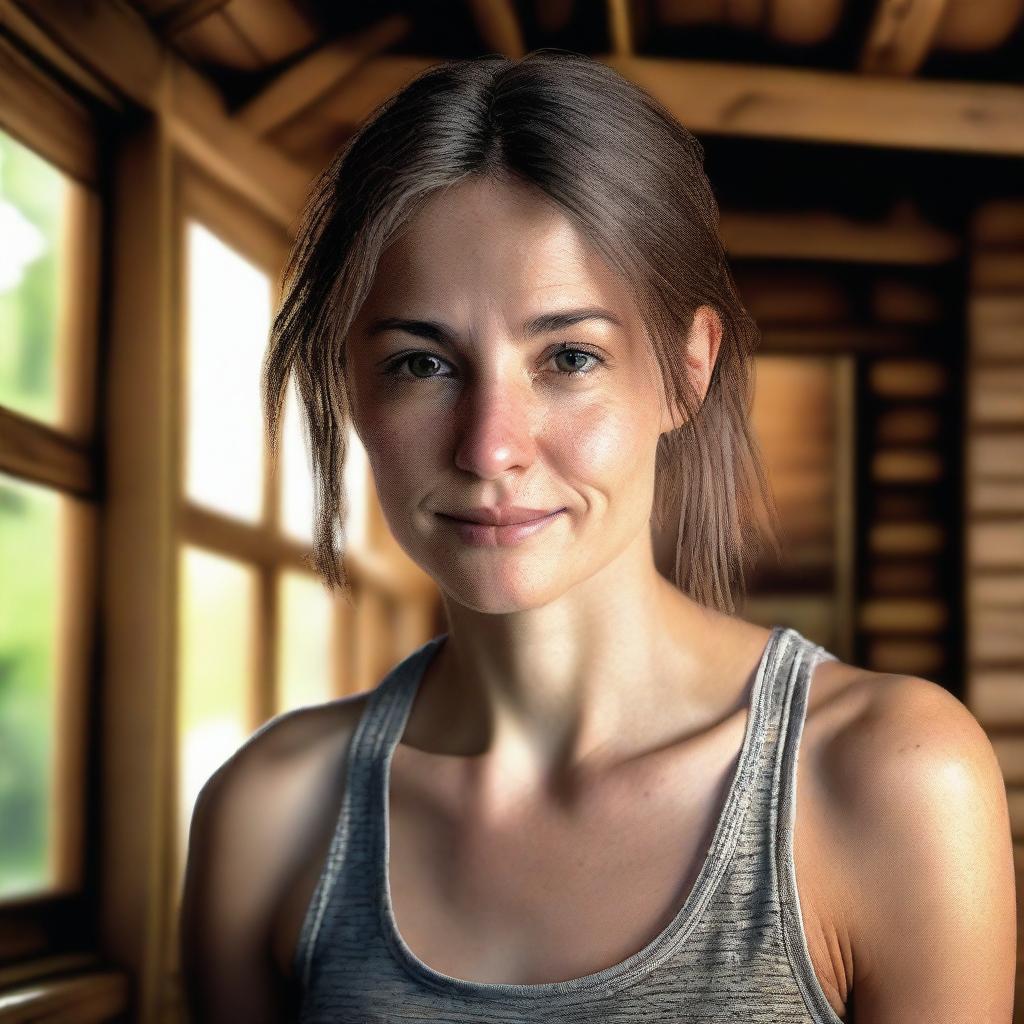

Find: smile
<box><xmin>435</xmin><ymin>508</ymin><xmax>566</xmax><ymax>547</ymax></box>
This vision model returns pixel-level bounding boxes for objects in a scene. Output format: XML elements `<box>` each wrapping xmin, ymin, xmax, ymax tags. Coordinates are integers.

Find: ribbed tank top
<box><xmin>293</xmin><ymin>624</ymin><xmax>845</xmax><ymax>1023</ymax></box>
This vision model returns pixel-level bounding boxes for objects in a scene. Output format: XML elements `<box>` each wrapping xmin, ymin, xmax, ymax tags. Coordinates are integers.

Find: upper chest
<box><xmin>274</xmin><ymin>656</ymin><xmax>868</xmax><ymax>1019</ymax></box>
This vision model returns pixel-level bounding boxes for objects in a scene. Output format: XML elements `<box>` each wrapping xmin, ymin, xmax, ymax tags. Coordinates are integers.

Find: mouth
<box><xmin>434</xmin><ymin>508</ymin><xmax>567</xmax><ymax>546</ymax></box>
<box><xmin>436</xmin><ymin>508</ymin><xmax>567</xmax><ymax>526</ymax></box>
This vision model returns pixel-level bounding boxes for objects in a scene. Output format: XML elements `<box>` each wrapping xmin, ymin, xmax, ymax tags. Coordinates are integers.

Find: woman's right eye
<box><xmin>382</xmin><ymin>352</ymin><xmax>452</xmax><ymax>379</ymax></box>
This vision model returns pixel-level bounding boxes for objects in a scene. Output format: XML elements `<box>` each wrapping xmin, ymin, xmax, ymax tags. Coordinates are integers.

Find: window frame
<box><xmin>0</xmin><ymin>35</ymin><xmax>105</xmax><ymax>966</ymax></box>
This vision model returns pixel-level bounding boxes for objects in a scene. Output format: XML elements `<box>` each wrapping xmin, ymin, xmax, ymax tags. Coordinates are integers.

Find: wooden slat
<box><xmin>0</xmin><ymin>406</ymin><xmax>96</xmax><ymax>498</ymax></box>
<box><xmin>0</xmin><ymin>969</ymin><xmax>129</xmax><ymax>1022</ymax></box>
<box><xmin>970</xmin><ymin>433</ymin><xmax>1024</xmax><ymax>478</ymax></box>
<box><xmin>1009</xmin><ymin>787</ymin><xmax>1024</xmax><ymax>841</ymax></box>
<box><xmin>875</xmin><ymin>407</ymin><xmax>942</xmax><ymax>444</ymax></box>
<box><xmin>867</xmin><ymin>638</ymin><xmax>944</xmax><ymax>676</ymax></box>
<box><xmin>179</xmin><ymin>503</ymin><xmax>436</xmax><ymax>600</ymax></box>
<box><xmin>869</xmin><ymin>360</ymin><xmax>948</xmax><ymax>398</ymax></box>
<box><xmin>151</xmin><ymin>0</ymin><xmax>228</xmax><ymax>38</ymax></box>
<box><xmin>234</xmin><ymin>14</ymin><xmax>412</xmax><ymax>136</ymax></box>
<box><xmin>993</xmin><ymin>735</ymin><xmax>1024</xmax><ymax>786</ymax></box>
<box><xmin>975</xmin><ymin>667</ymin><xmax>1024</xmax><ymax>721</ymax></box>
<box><xmin>466</xmin><ymin>0</ymin><xmax>525</xmax><ymax>58</ymax></box>
<box><xmin>871</xmin><ymin>449</ymin><xmax>944</xmax><ymax>483</ymax></box>
<box><xmin>174</xmin><ymin>8</ymin><xmax>265</xmax><ymax>71</ymax></box>
<box><xmin>970</xmin><ymin>573</ymin><xmax>1024</xmax><ymax>608</ymax></box>
<box><xmin>719</xmin><ymin>208</ymin><xmax>958</xmax><ymax>264</ymax></box>
<box><xmin>859</xmin><ymin>598</ymin><xmax>948</xmax><ymax>633</ymax></box>
<box><xmin>869</xmin><ymin>521</ymin><xmax>946</xmax><ymax>556</ymax></box>
<box><xmin>970</xmin><ymin>607</ymin><xmax>1024</xmax><ymax>662</ymax></box>
<box><xmin>225</xmin><ymin>0</ymin><xmax>316</xmax><ymax>65</ymax></box>
<box><xmin>969</xmin><ymin>481</ymin><xmax>1024</xmax><ymax>515</ymax></box>
<box><xmin>970</xmin><ymin>369</ymin><xmax>1024</xmax><ymax>424</ymax></box>
<box><xmin>969</xmin><ymin>295</ymin><xmax>1024</xmax><ymax>360</ymax></box>
<box><xmin>969</xmin><ymin>521</ymin><xmax>1024</xmax><ymax>569</ymax></box>
<box><xmin>860</xmin><ymin>0</ymin><xmax>949</xmax><ymax>76</ymax></box>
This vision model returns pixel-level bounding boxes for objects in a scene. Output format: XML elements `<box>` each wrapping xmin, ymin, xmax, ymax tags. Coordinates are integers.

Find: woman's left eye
<box><xmin>382</xmin><ymin>346</ymin><xmax>605</xmax><ymax>380</ymax></box>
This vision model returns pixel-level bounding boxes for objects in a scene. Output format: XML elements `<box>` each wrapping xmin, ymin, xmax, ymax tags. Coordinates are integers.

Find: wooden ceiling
<box><xmin>123</xmin><ymin>0</ymin><xmax>1024</xmax><ymax>175</ymax></box>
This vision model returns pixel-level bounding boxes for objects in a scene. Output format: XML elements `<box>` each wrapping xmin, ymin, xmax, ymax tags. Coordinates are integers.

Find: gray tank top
<box><xmin>293</xmin><ymin>624</ymin><xmax>845</xmax><ymax>1023</ymax></box>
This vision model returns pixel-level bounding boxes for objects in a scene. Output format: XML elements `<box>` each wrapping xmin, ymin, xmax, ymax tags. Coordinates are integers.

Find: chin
<box><xmin>427</xmin><ymin>555</ymin><xmax>573</xmax><ymax>615</ymax></box>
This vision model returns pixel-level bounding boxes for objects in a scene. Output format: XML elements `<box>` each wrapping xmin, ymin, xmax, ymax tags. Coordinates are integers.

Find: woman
<box><xmin>180</xmin><ymin>50</ymin><xmax>1016</xmax><ymax>1023</ymax></box>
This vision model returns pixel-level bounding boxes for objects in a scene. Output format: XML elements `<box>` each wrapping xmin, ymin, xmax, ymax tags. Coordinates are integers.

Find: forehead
<box><xmin>364</xmin><ymin>176</ymin><xmax>643</xmax><ymax>326</ymax></box>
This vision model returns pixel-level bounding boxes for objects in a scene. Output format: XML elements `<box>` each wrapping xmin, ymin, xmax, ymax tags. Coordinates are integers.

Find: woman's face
<box><xmin>346</xmin><ymin>175</ymin><xmax>716</xmax><ymax>613</ymax></box>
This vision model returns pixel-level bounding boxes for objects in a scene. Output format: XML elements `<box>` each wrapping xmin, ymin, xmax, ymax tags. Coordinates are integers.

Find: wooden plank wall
<box><xmin>966</xmin><ymin>199</ymin><xmax>1024</xmax><ymax>1020</ymax></box>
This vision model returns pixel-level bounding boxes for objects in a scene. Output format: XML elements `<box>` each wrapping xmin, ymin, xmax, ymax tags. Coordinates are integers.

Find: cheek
<box><xmin>545</xmin><ymin>400</ymin><xmax>655</xmax><ymax>486</ymax></box>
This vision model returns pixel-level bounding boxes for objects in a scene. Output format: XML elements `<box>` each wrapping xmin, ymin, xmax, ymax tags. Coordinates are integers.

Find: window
<box><xmin>0</xmin><ymin>81</ymin><xmax>101</xmax><ymax>961</ymax></box>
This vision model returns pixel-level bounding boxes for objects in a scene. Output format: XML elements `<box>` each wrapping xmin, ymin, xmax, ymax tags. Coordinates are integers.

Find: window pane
<box><xmin>175</xmin><ymin>545</ymin><xmax>257</xmax><ymax>888</ymax></box>
<box><xmin>0</xmin><ymin>474</ymin><xmax>60</xmax><ymax>897</ymax></box>
<box><xmin>343</xmin><ymin>424</ymin><xmax>370</xmax><ymax>549</ymax></box>
<box><xmin>184</xmin><ymin>220</ymin><xmax>271</xmax><ymax>523</ymax></box>
<box><xmin>0</xmin><ymin>128</ymin><xmax>72</xmax><ymax>427</ymax></box>
<box><xmin>276</xmin><ymin>570</ymin><xmax>335</xmax><ymax>713</ymax></box>
<box><xmin>280</xmin><ymin>381</ymin><xmax>370</xmax><ymax>551</ymax></box>
<box><xmin>280</xmin><ymin>377</ymin><xmax>314</xmax><ymax>543</ymax></box>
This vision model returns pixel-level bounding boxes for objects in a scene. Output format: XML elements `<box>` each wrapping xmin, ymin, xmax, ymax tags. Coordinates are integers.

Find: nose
<box><xmin>451</xmin><ymin>374</ymin><xmax>539</xmax><ymax>480</ymax></box>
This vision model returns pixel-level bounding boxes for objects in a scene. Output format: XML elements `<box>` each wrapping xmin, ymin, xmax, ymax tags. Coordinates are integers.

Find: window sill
<box><xmin>0</xmin><ymin>955</ymin><xmax>129</xmax><ymax>1022</ymax></box>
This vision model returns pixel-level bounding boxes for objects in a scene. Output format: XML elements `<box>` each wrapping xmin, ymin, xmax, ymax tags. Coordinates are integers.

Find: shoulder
<box><xmin>180</xmin><ymin>693</ymin><xmax>371</xmax><ymax>1022</ymax></box>
<box><xmin>819</xmin><ymin>668</ymin><xmax>1017</xmax><ymax>1020</ymax></box>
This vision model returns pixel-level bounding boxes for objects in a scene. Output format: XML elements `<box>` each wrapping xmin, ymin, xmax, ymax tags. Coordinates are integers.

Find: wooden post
<box><xmin>99</xmin><ymin>106</ymin><xmax>179</xmax><ymax>1024</ymax></box>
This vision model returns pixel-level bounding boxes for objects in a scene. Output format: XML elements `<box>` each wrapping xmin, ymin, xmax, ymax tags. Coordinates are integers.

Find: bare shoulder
<box><xmin>180</xmin><ymin>692</ymin><xmax>371</xmax><ymax>1023</ymax></box>
<box><xmin>812</xmin><ymin>665</ymin><xmax>1017</xmax><ymax>1021</ymax></box>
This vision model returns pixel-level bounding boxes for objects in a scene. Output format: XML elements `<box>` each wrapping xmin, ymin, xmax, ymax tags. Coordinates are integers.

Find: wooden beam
<box><xmin>860</xmin><ymin>0</ymin><xmax>949</xmax><ymax>76</ymax></box>
<box><xmin>234</xmin><ymin>14</ymin><xmax>411</xmax><ymax>137</ymax></box>
<box><xmin>315</xmin><ymin>51</ymin><xmax>1024</xmax><ymax>157</ymax></box>
<box><xmin>719</xmin><ymin>206</ymin><xmax>959</xmax><ymax>264</ymax></box>
<box><xmin>604</xmin><ymin>53</ymin><xmax>1024</xmax><ymax>157</ymax></box>
<box><xmin>153</xmin><ymin>0</ymin><xmax>232</xmax><ymax>40</ymax></box>
<box><xmin>5</xmin><ymin>0</ymin><xmax>308</xmax><ymax>229</ymax></box>
<box><xmin>606</xmin><ymin>0</ymin><xmax>634</xmax><ymax>56</ymax></box>
<box><xmin>465</xmin><ymin>0</ymin><xmax>525</xmax><ymax>58</ymax></box>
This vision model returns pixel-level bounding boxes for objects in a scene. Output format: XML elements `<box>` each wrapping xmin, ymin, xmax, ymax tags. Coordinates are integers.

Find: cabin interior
<box><xmin>0</xmin><ymin>0</ymin><xmax>1022</xmax><ymax>1020</ymax></box>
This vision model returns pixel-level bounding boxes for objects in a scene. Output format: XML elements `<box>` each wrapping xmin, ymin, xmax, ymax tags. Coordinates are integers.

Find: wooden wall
<box><xmin>966</xmin><ymin>199</ymin><xmax>1024</xmax><ymax>1019</ymax></box>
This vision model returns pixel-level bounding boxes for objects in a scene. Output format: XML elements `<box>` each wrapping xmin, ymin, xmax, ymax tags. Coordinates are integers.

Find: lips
<box><xmin>437</xmin><ymin>506</ymin><xmax>564</xmax><ymax>526</ymax></box>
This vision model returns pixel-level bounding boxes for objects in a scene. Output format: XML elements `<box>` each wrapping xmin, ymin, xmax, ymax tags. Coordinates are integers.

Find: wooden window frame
<box><xmin>0</xmin><ymin>34</ymin><xmax>104</xmax><ymax>968</ymax></box>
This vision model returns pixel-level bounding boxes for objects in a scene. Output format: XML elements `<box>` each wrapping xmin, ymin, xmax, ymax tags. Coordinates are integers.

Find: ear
<box><xmin>659</xmin><ymin>305</ymin><xmax>723</xmax><ymax>435</ymax></box>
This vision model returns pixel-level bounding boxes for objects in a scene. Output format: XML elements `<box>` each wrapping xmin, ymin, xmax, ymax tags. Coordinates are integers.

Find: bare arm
<box><xmin>179</xmin><ymin>697</ymin><xmax>367</xmax><ymax>1023</ymax></box>
<box><xmin>832</xmin><ymin>675</ymin><xmax>1016</xmax><ymax>1023</ymax></box>
<box><xmin>180</xmin><ymin>745</ymin><xmax>296</xmax><ymax>1024</ymax></box>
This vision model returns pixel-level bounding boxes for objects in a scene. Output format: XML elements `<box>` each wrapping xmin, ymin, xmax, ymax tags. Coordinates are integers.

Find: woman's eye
<box><xmin>383</xmin><ymin>347</ymin><xmax>604</xmax><ymax>380</ymax></box>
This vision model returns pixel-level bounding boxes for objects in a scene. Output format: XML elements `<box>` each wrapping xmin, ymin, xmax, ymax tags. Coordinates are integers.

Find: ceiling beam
<box><xmin>465</xmin><ymin>0</ymin><xmax>525</xmax><ymax>58</ymax></box>
<box><xmin>860</xmin><ymin>0</ymin><xmax>950</xmax><ymax>76</ymax></box>
<box><xmin>606</xmin><ymin>0</ymin><xmax>634</xmax><ymax>56</ymax></box>
<box><xmin>606</xmin><ymin>53</ymin><xmax>1024</xmax><ymax>156</ymax></box>
<box><xmin>314</xmin><ymin>52</ymin><xmax>1024</xmax><ymax>157</ymax></box>
<box><xmin>235</xmin><ymin>14</ymin><xmax>412</xmax><ymax>137</ymax></box>
<box><xmin>152</xmin><ymin>0</ymin><xmax>231</xmax><ymax>40</ymax></box>
<box><xmin>3</xmin><ymin>0</ymin><xmax>308</xmax><ymax>227</ymax></box>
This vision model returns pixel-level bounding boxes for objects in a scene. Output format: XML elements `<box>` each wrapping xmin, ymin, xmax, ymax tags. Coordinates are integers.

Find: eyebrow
<box><xmin>364</xmin><ymin>307</ymin><xmax>623</xmax><ymax>348</ymax></box>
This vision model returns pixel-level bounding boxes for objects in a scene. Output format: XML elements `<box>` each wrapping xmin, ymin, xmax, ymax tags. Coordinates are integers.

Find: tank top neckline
<box><xmin>373</xmin><ymin>623</ymin><xmax>789</xmax><ymax>999</ymax></box>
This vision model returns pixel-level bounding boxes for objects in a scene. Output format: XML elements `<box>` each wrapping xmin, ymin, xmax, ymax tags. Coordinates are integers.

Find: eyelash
<box><xmin>381</xmin><ymin>345</ymin><xmax>606</xmax><ymax>381</ymax></box>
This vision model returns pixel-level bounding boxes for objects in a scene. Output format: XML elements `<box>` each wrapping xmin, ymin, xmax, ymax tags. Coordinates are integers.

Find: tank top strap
<box><xmin>749</xmin><ymin>626</ymin><xmax>838</xmax><ymax>840</ymax></box>
<box><xmin>293</xmin><ymin>635</ymin><xmax>445</xmax><ymax>990</ymax></box>
<box><xmin>770</xmin><ymin>628</ymin><xmax>842</xmax><ymax>1020</ymax></box>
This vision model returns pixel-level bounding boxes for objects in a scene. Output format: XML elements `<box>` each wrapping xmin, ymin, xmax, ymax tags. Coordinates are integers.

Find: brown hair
<box><xmin>262</xmin><ymin>48</ymin><xmax>780</xmax><ymax>613</ymax></box>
